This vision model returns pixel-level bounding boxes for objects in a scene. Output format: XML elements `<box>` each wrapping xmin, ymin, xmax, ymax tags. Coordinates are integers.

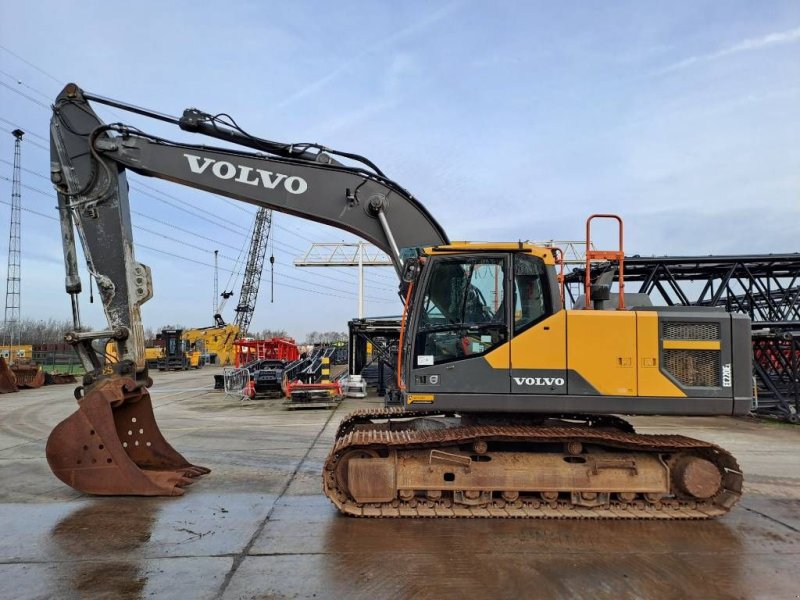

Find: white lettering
<box><xmin>212</xmin><ymin>161</ymin><xmax>236</xmax><ymax>179</ymax></box>
<box><xmin>184</xmin><ymin>154</ymin><xmax>309</xmax><ymax>195</ymax></box>
<box><xmin>513</xmin><ymin>376</ymin><xmax>565</xmax><ymax>387</ymax></box>
<box><xmin>285</xmin><ymin>176</ymin><xmax>308</xmax><ymax>195</ymax></box>
<box><xmin>234</xmin><ymin>165</ymin><xmax>260</xmax><ymax>186</ymax></box>
<box><xmin>257</xmin><ymin>169</ymin><xmax>288</xmax><ymax>189</ymax></box>
<box><xmin>721</xmin><ymin>363</ymin><xmax>732</xmax><ymax>388</ymax></box>
<box><xmin>184</xmin><ymin>153</ymin><xmax>214</xmax><ymax>174</ymax></box>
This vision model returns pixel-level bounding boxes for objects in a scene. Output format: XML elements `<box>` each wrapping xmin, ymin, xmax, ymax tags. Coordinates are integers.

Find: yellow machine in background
<box><xmin>183</xmin><ymin>323</ymin><xmax>240</xmax><ymax>365</ymax></box>
<box><xmin>0</xmin><ymin>345</ymin><xmax>33</xmax><ymax>362</ymax></box>
<box><xmin>144</xmin><ymin>346</ymin><xmax>163</xmax><ymax>368</ymax></box>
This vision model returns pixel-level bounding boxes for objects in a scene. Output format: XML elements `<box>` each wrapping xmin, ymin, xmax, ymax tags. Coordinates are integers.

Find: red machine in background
<box><xmin>233</xmin><ymin>338</ymin><xmax>299</xmax><ymax>368</ymax></box>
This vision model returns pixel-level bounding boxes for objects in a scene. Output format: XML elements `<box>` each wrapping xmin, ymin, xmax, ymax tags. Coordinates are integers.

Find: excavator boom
<box><xmin>46</xmin><ymin>83</ymin><xmax>446</xmax><ymax>497</ymax></box>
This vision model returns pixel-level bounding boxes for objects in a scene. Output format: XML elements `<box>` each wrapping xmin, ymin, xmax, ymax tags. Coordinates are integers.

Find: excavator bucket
<box><xmin>0</xmin><ymin>357</ymin><xmax>18</xmax><ymax>394</ymax></box>
<box><xmin>45</xmin><ymin>372</ymin><xmax>78</xmax><ymax>385</ymax></box>
<box><xmin>11</xmin><ymin>363</ymin><xmax>45</xmax><ymax>389</ymax></box>
<box><xmin>46</xmin><ymin>375</ymin><xmax>210</xmax><ymax>496</ymax></box>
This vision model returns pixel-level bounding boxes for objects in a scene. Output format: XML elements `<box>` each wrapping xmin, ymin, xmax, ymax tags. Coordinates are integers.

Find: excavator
<box><xmin>46</xmin><ymin>83</ymin><xmax>749</xmax><ymax>519</ymax></box>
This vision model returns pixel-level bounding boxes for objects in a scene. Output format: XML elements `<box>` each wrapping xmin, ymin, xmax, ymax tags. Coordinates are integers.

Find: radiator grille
<box><xmin>663</xmin><ymin>322</ymin><xmax>720</xmax><ymax>340</ymax></box>
<box><xmin>663</xmin><ymin>349</ymin><xmax>721</xmax><ymax>387</ymax></box>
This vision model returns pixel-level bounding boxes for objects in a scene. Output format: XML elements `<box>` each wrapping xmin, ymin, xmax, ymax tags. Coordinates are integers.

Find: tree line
<box><xmin>1</xmin><ymin>319</ymin><xmax>347</xmax><ymax>347</ymax></box>
<box><xmin>0</xmin><ymin>318</ymin><xmax>81</xmax><ymax>346</ymax></box>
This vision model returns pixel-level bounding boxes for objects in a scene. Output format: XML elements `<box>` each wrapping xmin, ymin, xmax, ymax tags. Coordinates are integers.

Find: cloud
<box><xmin>273</xmin><ymin>2</ymin><xmax>461</xmax><ymax>110</ymax></box>
<box><xmin>658</xmin><ymin>25</ymin><xmax>800</xmax><ymax>74</ymax></box>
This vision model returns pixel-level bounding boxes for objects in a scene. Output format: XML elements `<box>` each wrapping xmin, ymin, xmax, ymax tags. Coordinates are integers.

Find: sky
<box><xmin>0</xmin><ymin>1</ymin><xmax>798</xmax><ymax>342</ymax></box>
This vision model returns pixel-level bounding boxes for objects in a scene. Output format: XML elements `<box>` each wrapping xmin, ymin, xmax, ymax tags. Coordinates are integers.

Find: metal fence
<box><xmin>222</xmin><ymin>366</ymin><xmax>250</xmax><ymax>399</ymax></box>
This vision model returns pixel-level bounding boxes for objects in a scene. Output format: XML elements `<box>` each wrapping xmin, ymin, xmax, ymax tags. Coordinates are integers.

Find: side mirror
<box><xmin>401</xmin><ymin>257</ymin><xmax>421</xmax><ymax>283</ymax></box>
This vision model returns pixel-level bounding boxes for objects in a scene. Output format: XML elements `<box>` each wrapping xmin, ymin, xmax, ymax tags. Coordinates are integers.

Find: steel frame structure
<box><xmin>348</xmin><ymin>317</ymin><xmax>400</xmax><ymax>396</ymax></box>
<box><xmin>565</xmin><ymin>254</ymin><xmax>800</xmax><ymax>323</ymax></box>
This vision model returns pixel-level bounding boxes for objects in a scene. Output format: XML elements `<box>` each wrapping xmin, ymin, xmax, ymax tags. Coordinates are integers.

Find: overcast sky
<box><xmin>1</xmin><ymin>1</ymin><xmax>798</xmax><ymax>341</ymax></box>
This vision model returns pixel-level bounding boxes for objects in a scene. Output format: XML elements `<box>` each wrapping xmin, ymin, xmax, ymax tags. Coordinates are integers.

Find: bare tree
<box><xmin>257</xmin><ymin>328</ymin><xmax>289</xmax><ymax>340</ymax></box>
<box><xmin>0</xmin><ymin>318</ymin><xmax>89</xmax><ymax>346</ymax></box>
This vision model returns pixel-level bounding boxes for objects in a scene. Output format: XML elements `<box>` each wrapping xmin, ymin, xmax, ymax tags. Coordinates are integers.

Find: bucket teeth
<box><xmin>11</xmin><ymin>364</ymin><xmax>45</xmax><ymax>389</ymax></box>
<box><xmin>46</xmin><ymin>375</ymin><xmax>209</xmax><ymax>496</ymax></box>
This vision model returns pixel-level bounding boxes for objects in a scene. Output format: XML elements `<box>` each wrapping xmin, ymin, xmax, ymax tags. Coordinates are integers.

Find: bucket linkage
<box><xmin>46</xmin><ymin>367</ymin><xmax>209</xmax><ymax>496</ymax></box>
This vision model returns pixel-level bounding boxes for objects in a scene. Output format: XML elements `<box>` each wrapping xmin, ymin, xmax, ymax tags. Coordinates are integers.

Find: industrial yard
<box><xmin>0</xmin><ymin>367</ymin><xmax>797</xmax><ymax>599</ymax></box>
<box><xmin>2</xmin><ymin>2</ymin><xmax>800</xmax><ymax>599</ymax></box>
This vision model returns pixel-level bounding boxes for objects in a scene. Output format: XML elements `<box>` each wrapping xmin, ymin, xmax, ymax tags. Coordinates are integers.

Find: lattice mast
<box><xmin>3</xmin><ymin>130</ymin><xmax>24</xmax><ymax>356</ymax></box>
<box><xmin>234</xmin><ymin>208</ymin><xmax>272</xmax><ymax>335</ymax></box>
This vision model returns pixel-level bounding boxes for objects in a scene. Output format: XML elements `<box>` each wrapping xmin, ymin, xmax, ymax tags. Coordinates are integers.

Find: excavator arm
<box><xmin>46</xmin><ymin>83</ymin><xmax>447</xmax><ymax>496</ymax></box>
<box><xmin>50</xmin><ymin>83</ymin><xmax>448</xmax><ymax>374</ymax></box>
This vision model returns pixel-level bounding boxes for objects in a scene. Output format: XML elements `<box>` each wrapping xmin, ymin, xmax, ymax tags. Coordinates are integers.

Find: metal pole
<box><xmin>358</xmin><ymin>241</ymin><xmax>364</xmax><ymax>319</ymax></box>
<box><xmin>213</xmin><ymin>250</ymin><xmax>219</xmax><ymax>316</ymax></box>
<box><xmin>4</xmin><ymin>129</ymin><xmax>23</xmax><ymax>362</ymax></box>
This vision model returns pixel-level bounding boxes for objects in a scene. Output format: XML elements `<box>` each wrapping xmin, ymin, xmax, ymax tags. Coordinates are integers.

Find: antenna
<box><xmin>3</xmin><ymin>129</ymin><xmax>23</xmax><ymax>360</ymax></box>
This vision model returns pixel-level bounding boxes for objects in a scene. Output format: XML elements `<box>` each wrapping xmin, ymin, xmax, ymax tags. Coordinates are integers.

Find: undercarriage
<box><xmin>323</xmin><ymin>408</ymin><xmax>743</xmax><ymax>519</ymax></box>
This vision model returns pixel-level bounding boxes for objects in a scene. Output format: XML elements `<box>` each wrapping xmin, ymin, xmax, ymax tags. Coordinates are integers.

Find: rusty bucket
<box><xmin>45</xmin><ymin>372</ymin><xmax>78</xmax><ymax>385</ymax></box>
<box><xmin>0</xmin><ymin>357</ymin><xmax>18</xmax><ymax>393</ymax></box>
<box><xmin>11</xmin><ymin>363</ymin><xmax>45</xmax><ymax>389</ymax></box>
<box><xmin>46</xmin><ymin>375</ymin><xmax>209</xmax><ymax>496</ymax></box>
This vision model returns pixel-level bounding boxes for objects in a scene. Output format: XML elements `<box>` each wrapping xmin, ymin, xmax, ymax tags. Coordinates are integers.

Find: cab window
<box><xmin>513</xmin><ymin>254</ymin><xmax>550</xmax><ymax>334</ymax></box>
<box><xmin>414</xmin><ymin>257</ymin><xmax>507</xmax><ymax>366</ymax></box>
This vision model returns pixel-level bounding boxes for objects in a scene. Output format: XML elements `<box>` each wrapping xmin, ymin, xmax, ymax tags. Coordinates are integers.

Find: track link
<box><xmin>323</xmin><ymin>410</ymin><xmax>743</xmax><ymax>519</ymax></box>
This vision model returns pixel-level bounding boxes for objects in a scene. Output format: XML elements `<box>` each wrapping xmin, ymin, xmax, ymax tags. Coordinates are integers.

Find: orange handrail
<box><xmin>584</xmin><ymin>214</ymin><xmax>625</xmax><ymax>310</ymax></box>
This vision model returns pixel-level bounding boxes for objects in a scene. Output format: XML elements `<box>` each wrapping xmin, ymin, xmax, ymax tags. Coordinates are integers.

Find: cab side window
<box><xmin>513</xmin><ymin>255</ymin><xmax>550</xmax><ymax>334</ymax></box>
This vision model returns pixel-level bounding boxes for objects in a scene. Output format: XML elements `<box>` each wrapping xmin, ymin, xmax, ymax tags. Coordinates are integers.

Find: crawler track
<box><xmin>323</xmin><ymin>409</ymin><xmax>743</xmax><ymax>519</ymax></box>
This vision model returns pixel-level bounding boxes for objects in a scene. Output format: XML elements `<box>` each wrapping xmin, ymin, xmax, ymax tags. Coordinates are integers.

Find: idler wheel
<box><xmin>333</xmin><ymin>448</ymin><xmax>379</xmax><ymax>494</ymax></box>
<box><xmin>673</xmin><ymin>456</ymin><xmax>722</xmax><ymax>500</ymax></box>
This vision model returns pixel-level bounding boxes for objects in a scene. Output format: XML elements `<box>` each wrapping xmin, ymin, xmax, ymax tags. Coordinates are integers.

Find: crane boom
<box><xmin>234</xmin><ymin>207</ymin><xmax>271</xmax><ymax>335</ymax></box>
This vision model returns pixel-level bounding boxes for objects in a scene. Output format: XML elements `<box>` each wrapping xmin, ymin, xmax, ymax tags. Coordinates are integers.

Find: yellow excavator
<box><xmin>183</xmin><ymin>319</ymin><xmax>240</xmax><ymax>366</ymax></box>
<box><xmin>45</xmin><ymin>84</ymin><xmax>747</xmax><ymax>518</ymax></box>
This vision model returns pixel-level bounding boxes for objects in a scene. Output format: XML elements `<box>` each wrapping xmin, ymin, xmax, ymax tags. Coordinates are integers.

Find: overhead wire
<box><xmin>0</xmin><ymin>163</ymin><xmax>397</xmax><ymax>294</ymax></box>
<box><xmin>0</xmin><ymin>53</ymin><xmax>401</xmax><ymax>296</ymax></box>
<box><xmin>0</xmin><ymin>45</ymin><xmax>62</xmax><ymax>84</ymax></box>
<box><xmin>0</xmin><ymin>188</ymin><xmax>398</xmax><ymax>304</ymax></box>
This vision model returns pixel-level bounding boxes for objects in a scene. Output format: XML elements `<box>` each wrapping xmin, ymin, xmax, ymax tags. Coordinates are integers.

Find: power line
<box><xmin>0</xmin><ymin>105</ymin><xmax>359</xmax><ymax>263</ymax></box>
<box><xmin>0</xmin><ymin>193</ymin><xmax>397</xmax><ymax>305</ymax></box>
<box><xmin>0</xmin><ymin>116</ymin><xmax>47</xmax><ymax>142</ymax></box>
<box><xmin>0</xmin><ymin>45</ymin><xmax>62</xmax><ymax>84</ymax></box>
<box><xmin>0</xmin><ymin>175</ymin><xmax>397</xmax><ymax>302</ymax></box>
<box><xmin>0</xmin><ymin>70</ymin><xmax>400</xmax><ymax>294</ymax></box>
<box><xmin>0</xmin><ymin>168</ymin><xmax>398</xmax><ymax>294</ymax></box>
<box><xmin>0</xmin><ymin>125</ymin><xmax>48</xmax><ymax>152</ymax></box>
<box><xmin>0</xmin><ymin>80</ymin><xmax>49</xmax><ymax>109</ymax></box>
<box><xmin>0</xmin><ymin>70</ymin><xmax>52</xmax><ymax>102</ymax></box>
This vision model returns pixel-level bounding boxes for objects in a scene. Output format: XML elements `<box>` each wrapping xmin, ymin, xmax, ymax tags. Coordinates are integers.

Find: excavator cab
<box><xmin>403</xmin><ymin>244</ymin><xmax>559</xmax><ymax>398</ymax></box>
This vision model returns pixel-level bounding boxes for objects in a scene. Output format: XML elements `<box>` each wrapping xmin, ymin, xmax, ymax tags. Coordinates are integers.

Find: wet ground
<box><xmin>0</xmin><ymin>367</ymin><xmax>798</xmax><ymax>599</ymax></box>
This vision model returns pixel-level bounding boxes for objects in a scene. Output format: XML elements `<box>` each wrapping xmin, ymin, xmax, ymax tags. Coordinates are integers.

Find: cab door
<box><xmin>408</xmin><ymin>254</ymin><xmax>511</xmax><ymax>394</ymax></box>
<box><xmin>509</xmin><ymin>254</ymin><xmax>567</xmax><ymax>395</ymax></box>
